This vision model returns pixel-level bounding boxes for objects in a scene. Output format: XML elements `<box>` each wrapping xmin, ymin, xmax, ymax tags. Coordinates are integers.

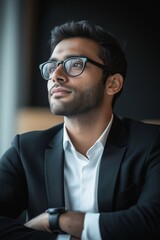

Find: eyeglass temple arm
<box><xmin>87</xmin><ymin>58</ymin><xmax>114</xmax><ymax>73</ymax></box>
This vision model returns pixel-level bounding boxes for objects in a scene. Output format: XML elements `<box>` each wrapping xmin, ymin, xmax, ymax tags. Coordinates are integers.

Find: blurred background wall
<box><xmin>0</xmin><ymin>0</ymin><xmax>160</xmax><ymax>155</ymax></box>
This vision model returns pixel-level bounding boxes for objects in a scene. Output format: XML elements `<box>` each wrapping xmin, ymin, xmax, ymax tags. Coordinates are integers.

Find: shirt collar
<box><xmin>63</xmin><ymin>114</ymin><xmax>113</xmax><ymax>150</ymax></box>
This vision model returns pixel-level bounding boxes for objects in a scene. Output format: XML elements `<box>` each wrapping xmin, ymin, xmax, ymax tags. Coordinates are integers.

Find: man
<box><xmin>0</xmin><ymin>20</ymin><xmax>160</xmax><ymax>240</ymax></box>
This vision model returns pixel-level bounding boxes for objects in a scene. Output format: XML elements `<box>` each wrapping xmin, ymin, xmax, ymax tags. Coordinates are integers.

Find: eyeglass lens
<box><xmin>64</xmin><ymin>58</ymin><xmax>85</xmax><ymax>76</ymax></box>
<box><xmin>42</xmin><ymin>57</ymin><xmax>85</xmax><ymax>80</ymax></box>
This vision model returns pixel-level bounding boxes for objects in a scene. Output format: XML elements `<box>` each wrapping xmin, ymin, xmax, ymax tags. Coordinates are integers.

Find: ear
<box><xmin>105</xmin><ymin>73</ymin><xmax>123</xmax><ymax>96</ymax></box>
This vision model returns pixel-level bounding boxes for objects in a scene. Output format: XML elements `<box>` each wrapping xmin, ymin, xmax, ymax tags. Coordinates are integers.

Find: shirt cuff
<box><xmin>56</xmin><ymin>234</ymin><xmax>70</xmax><ymax>240</ymax></box>
<box><xmin>81</xmin><ymin>213</ymin><xmax>101</xmax><ymax>240</ymax></box>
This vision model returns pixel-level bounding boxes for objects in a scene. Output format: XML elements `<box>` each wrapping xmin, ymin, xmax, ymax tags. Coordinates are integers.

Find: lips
<box><xmin>50</xmin><ymin>87</ymin><xmax>72</xmax><ymax>96</ymax></box>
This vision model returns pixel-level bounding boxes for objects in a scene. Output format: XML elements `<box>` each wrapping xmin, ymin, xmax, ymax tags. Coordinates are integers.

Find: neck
<box><xmin>64</xmin><ymin>109</ymin><xmax>113</xmax><ymax>155</ymax></box>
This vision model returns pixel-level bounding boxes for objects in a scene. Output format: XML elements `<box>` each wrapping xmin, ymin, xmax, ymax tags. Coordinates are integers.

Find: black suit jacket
<box><xmin>0</xmin><ymin>114</ymin><xmax>160</xmax><ymax>240</ymax></box>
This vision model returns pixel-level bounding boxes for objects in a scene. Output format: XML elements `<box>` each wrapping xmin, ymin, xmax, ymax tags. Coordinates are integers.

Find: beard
<box><xmin>48</xmin><ymin>77</ymin><xmax>106</xmax><ymax>117</ymax></box>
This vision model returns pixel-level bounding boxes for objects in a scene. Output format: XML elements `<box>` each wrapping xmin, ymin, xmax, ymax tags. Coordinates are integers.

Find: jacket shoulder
<box><xmin>12</xmin><ymin>123</ymin><xmax>64</xmax><ymax>151</ymax></box>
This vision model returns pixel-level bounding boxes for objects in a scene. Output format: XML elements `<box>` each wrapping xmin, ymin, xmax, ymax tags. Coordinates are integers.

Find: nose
<box><xmin>50</xmin><ymin>63</ymin><xmax>67</xmax><ymax>83</ymax></box>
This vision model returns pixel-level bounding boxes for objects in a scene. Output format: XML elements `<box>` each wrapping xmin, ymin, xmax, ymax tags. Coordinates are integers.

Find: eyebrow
<box><xmin>49</xmin><ymin>55</ymin><xmax>87</xmax><ymax>61</ymax></box>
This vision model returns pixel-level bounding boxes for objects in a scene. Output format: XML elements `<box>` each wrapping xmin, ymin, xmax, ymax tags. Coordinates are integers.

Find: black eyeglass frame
<box><xmin>39</xmin><ymin>56</ymin><xmax>114</xmax><ymax>80</ymax></box>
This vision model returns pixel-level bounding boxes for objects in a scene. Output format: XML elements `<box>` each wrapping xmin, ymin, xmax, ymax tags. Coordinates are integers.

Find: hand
<box><xmin>24</xmin><ymin>212</ymin><xmax>51</xmax><ymax>232</ymax></box>
<box><xmin>59</xmin><ymin>211</ymin><xmax>85</xmax><ymax>239</ymax></box>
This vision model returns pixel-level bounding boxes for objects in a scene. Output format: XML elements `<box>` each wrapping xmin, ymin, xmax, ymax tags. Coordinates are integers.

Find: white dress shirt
<box><xmin>57</xmin><ymin>114</ymin><xmax>113</xmax><ymax>240</ymax></box>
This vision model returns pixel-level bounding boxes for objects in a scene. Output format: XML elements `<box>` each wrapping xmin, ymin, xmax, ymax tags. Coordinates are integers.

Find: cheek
<box><xmin>47</xmin><ymin>80</ymin><xmax>52</xmax><ymax>92</ymax></box>
<box><xmin>83</xmin><ymin>68</ymin><xmax>103</xmax><ymax>83</ymax></box>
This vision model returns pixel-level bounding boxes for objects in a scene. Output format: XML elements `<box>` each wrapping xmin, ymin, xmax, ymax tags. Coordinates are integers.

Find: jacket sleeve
<box><xmin>0</xmin><ymin>215</ymin><xmax>57</xmax><ymax>240</ymax></box>
<box><xmin>0</xmin><ymin>136</ymin><xmax>56</xmax><ymax>240</ymax></box>
<box><xmin>99</xmin><ymin>127</ymin><xmax>160</xmax><ymax>240</ymax></box>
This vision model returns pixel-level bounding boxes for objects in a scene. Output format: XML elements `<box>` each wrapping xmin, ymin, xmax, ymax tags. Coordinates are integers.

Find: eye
<box><xmin>48</xmin><ymin>63</ymin><xmax>57</xmax><ymax>74</ymax></box>
<box><xmin>71</xmin><ymin>59</ymin><xmax>83</xmax><ymax>69</ymax></box>
<box><xmin>48</xmin><ymin>66</ymin><xmax>55</xmax><ymax>74</ymax></box>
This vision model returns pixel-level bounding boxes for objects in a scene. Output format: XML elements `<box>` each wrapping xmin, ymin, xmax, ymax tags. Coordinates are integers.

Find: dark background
<box><xmin>18</xmin><ymin>0</ymin><xmax>160</xmax><ymax>121</ymax></box>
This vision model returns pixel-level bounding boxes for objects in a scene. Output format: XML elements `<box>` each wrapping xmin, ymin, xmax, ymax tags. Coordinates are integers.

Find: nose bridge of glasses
<box><xmin>57</xmin><ymin>60</ymin><xmax>64</xmax><ymax>67</ymax></box>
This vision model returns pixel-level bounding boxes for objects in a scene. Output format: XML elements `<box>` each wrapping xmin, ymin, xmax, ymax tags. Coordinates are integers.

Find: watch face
<box><xmin>47</xmin><ymin>207</ymin><xmax>66</xmax><ymax>214</ymax></box>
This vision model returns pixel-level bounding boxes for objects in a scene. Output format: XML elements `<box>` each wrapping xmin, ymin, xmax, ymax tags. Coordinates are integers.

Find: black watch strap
<box><xmin>46</xmin><ymin>207</ymin><xmax>67</xmax><ymax>233</ymax></box>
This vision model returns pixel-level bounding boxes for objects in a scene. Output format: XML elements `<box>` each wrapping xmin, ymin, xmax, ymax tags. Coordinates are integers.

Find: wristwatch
<box><xmin>46</xmin><ymin>207</ymin><xmax>67</xmax><ymax>233</ymax></box>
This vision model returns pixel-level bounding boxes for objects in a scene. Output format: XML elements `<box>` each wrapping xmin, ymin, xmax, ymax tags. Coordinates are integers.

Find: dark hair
<box><xmin>50</xmin><ymin>20</ymin><xmax>127</xmax><ymax>106</ymax></box>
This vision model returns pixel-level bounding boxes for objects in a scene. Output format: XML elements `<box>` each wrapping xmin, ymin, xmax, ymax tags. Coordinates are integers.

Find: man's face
<box><xmin>47</xmin><ymin>37</ymin><xmax>107</xmax><ymax>117</ymax></box>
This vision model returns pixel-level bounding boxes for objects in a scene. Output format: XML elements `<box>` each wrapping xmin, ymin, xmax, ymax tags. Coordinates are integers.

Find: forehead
<box><xmin>51</xmin><ymin>37</ymin><xmax>101</xmax><ymax>60</ymax></box>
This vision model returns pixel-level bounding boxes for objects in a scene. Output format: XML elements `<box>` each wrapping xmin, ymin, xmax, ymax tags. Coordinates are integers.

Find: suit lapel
<box><xmin>98</xmin><ymin>115</ymin><xmax>128</xmax><ymax>212</ymax></box>
<box><xmin>44</xmin><ymin>128</ymin><xmax>65</xmax><ymax>207</ymax></box>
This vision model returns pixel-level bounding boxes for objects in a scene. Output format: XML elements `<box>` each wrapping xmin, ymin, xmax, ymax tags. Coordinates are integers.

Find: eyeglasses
<box><xmin>39</xmin><ymin>56</ymin><xmax>113</xmax><ymax>80</ymax></box>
